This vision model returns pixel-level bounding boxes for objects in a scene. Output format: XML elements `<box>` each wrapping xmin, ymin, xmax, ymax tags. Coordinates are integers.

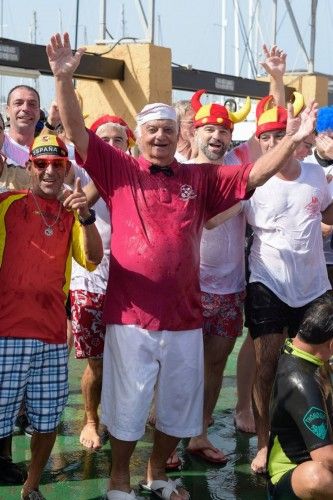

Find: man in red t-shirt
<box><xmin>0</xmin><ymin>134</ymin><xmax>103</xmax><ymax>500</ymax></box>
<box><xmin>47</xmin><ymin>32</ymin><xmax>318</xmax><ymax>500</ymax></box>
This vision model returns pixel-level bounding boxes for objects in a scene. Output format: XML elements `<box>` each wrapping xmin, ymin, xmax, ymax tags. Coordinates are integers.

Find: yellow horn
<box><xmin>228</xmin><ymin>96</ymin><xmax>251</xmax><ymax>123</ymax></box>
<box><xmin>292</xmin><ymin>91</ymin><xmax>304</xmax><ymax>117</ymax></box>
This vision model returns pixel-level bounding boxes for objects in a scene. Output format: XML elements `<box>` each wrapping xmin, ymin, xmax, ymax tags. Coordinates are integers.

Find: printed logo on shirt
<box><xmin>179</xmin><ymin>184</ymin><xmax>197</xmax><ymax>201</ymax></box>
<box><xmin>303</xmin><ymin>406</ymin><xmax>328</xmax><ymax>440</ymax></box>
<box><xmin>305</xmin><ymin>196</ymin><xmax>320</xmax><ymax>216</ymax></box>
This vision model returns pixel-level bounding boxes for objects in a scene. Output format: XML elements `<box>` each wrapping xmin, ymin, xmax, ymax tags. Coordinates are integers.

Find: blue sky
<box><xmin>0</xmin><ymin>0</ymin><xmax>332</xmax><ymax>109</ymax></box>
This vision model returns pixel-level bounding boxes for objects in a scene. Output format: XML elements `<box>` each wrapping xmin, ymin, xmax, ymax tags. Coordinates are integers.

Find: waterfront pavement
<box><xmin>0</xmin><ymin>337</ymin><xmax>268</xmax><ymax>500</ymax></box>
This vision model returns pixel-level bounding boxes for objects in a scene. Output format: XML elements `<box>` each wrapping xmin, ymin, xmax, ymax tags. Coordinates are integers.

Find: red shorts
<box><xmin>70</xmin><ymin>290</ymin><xmax>106</xmax><ymax>359</ymax></box>
<box><xmin>202</xmin><ymin>290</ymin><xmax>245</xmax><ymax>339</ymax></box>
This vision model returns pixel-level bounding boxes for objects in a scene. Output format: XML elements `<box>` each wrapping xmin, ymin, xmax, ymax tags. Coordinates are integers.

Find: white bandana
<box><xmin>136</xmin><ymin>103</ymin><xmax>176</xmax><ymax>126</ymax></box>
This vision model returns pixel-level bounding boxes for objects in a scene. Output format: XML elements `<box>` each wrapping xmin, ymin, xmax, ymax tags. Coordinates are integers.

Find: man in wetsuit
<box><xmin>267</xmin><ymin>295</ymin><xmax>333</xmax><ymax>499</ymax></box>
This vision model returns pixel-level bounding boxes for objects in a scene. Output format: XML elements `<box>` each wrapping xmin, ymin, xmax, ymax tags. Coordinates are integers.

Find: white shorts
<box><xmin>101</xmin><ymin>324</ymin><xmax>204</xmax><ymax>441</ymax></box>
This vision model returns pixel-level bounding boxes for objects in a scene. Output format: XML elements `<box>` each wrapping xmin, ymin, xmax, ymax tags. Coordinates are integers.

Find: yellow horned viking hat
<box><xmin>191</xmin><ymin>89</ymin><xmax>251</xmax><ymax>130</ymax></box>
<box><xmin>256</xmin><ymin>92</ymin><xmax>304</xmax><ymax>137</ymax></box>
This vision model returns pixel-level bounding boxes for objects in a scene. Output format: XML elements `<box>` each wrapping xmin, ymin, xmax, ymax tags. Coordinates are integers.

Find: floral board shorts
<box><xmin>202</xmin><ymin>290</ymin><xmax>246</xmax><ymax>338</ymax></box>
<box><xmin>70</xmin><ymin>289</ymin><xmax>106</xmax><ymax>359</ymax></box>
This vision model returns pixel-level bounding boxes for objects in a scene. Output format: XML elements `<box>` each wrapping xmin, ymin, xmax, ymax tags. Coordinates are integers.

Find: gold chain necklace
<box><xmin>30</xmin><ymin>190</ymin><xmax>62</xmax><ymax>237</ymax></box>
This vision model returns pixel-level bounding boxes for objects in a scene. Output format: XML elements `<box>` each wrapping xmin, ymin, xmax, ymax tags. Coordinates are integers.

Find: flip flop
<box><xmin>106</xmin><ymin>489</ymin><xmax>137</xmax><ymax>500</ymax></box>
<box><xmin>165</xmin><ymin>456</ymin><xmax>182</xmax><ymax>471</ymax></box>
<box><xmin>140</xmin><ymin>478</ymin><xmax>189</xmax><ymax>500</ymax></box>
<box><xmin>165</xmin><ymin>451</ymin><xmax>182</xmax><ymax>471</ymax></box>
<box><xmin>186</xmin><ymin>446</ymin><xmax>228</xmax><ymax>464</ymax></box>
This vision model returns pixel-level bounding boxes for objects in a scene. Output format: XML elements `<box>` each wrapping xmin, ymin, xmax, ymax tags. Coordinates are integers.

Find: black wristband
<box><xmin>78</xmin><ymin>209</ymin><xmax>96</xmax><ymax>226</ymax></box>
<box><xmin>45</xmin><ymin>121</ymin><xmax>59</xmax><ymax>131</ymax></box>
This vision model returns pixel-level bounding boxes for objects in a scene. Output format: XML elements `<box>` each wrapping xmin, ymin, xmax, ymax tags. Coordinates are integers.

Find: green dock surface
<box><xmin>0</xmin><ymin>337</ymin><xmax>268</xmax><ymax>500</ymax></box>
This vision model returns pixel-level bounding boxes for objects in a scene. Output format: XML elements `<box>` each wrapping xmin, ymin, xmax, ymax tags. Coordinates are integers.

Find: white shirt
<box><xmin>70</xmin><ymin>163</ymin><xmax>111</xmax><ymax>294</ymax></box>
<box><xmin>322</xmin><ymin>163</ymin><xmax>333</xmax><ymax>264</ymax></box>
<box><xmin>66</xmin><ymin>142</ymin><xmax>75</xmax><ymax>160</ymax></box>
<box><xmin>199</xmin><ymin>144</ymin><xmax>250</xmax><ymax>295</ymax></box>
<box><xmin>175</xmin><ymin>150</ymin><xmax>188</xmax><ymax>163</ymax></box>
<box><xmin>2</xmin><ymin>133</ymin><xmax>29</xmax><ymax>166</ymax></box>
<box><xmin>244</xmin><ymin>162</ymin><xmax>332</xmax><ymax>307</ymax></box>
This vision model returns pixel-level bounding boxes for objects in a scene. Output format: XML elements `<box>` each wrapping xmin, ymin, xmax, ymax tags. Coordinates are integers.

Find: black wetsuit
<box><xmin>267</xmin><ymin>339</ymin><xmax>333</xmax><ymax>498</ymax></box>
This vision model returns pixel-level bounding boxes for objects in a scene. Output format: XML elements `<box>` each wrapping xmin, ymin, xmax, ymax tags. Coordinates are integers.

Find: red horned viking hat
<box><xmin>90</xmin><ymin>114</ymin><xmax>136</xmax><ymax>148</ymax></box>
<box><xmin>255</xmin><ymin>92</ymin><xmax>304</xmax><ymax>137</ymax></box>
<box><xmin>191</xmin><ymin>89</ymin><xmax>251</xmax><ymax>130</ymax></box>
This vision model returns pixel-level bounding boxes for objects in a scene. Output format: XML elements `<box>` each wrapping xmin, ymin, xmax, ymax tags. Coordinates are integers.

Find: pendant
<box><xmin>44</xmin><ymin>227</ymin><xmax>53</xmax><ymax>236</ymax></box>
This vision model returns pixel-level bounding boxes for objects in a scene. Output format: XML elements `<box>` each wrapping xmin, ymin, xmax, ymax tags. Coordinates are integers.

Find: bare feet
<box><xmin>187</xmin><ymin>436</ymin><xmax>228</xmax><ymax>464</ymax></box>
<box><xmin>251</xmin><ymin>447</ymin><xmax>267</xmax><ymax>474</ymax></box>
<box><xmin>165</xmin><ymin>481</ymin><xmax>189</xmax><ymax>500</ymax></box>
<box><xmin>234</xmin><ymin>409</ymin><xmax>256</xmax><ymax>434</ymax></box>
<box><xmin>168</xmin><ymin>483</ymin><xmax>190</xmax><ymax>500</ymax></box>
<box><xmin>21</xmin><ymin>487</ymin><xmax>45</xmax><ymax>499</ymax></box>
<box><xmin>80</xmin><ymin>422</ymin><xmax>102</xmax><ymax>449</ymax></box>
<box><xmin>207</xmin><ymin>416</ymin><xmax>215</xmax><ymax>427</ymax></box>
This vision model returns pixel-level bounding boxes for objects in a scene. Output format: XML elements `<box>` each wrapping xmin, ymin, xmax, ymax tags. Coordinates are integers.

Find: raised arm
<box><xmin>46</xmin><ymin>33</ymin><xmax>88</xmax><ymax>161</ymax></box>
<box><xmin>261</xmin><ymin>44</ymin><xmax>287</xmax><ymax>107</ymax></box>
<box><xmin>247</xmin><ymin>100</ymin><xmax>318</xmax><ymax>191</ymax></box>
<box><xmin>46</xmin><ymin>100</ymin><xmax>62</xmax><ymax>130</ymax></box>
<box><xmin>247</xmin><ymin>44</ymin><xmax>287</xmax><ymax>161</ymax></box>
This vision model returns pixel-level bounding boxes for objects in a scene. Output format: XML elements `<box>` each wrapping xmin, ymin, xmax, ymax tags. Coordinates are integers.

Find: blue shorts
<box><xmin>0</xmin><ymin>338</ymin><xmax>68</xmax><ymax>436</ymax></box>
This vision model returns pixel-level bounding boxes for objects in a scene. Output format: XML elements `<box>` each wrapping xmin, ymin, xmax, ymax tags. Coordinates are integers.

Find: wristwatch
<box><xmin>45</xmin><ymin>121</ymin><xmax>60</xmax><ymax>131</ymax></box>
<box><xmin>78</xmin><ymin>209</ymin><xmax>96</xmax><ymax>226</ymax></box>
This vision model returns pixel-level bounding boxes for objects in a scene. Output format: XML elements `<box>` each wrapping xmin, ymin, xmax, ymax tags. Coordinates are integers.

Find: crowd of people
<box><xmin>0</xmin><ymin>31</ymin><xmax>333</xmax><ymax>500</ymax></box>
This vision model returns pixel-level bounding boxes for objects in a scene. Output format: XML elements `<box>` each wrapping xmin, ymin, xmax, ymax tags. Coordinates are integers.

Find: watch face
<box><xmin>80</xmin><ymin>209</ymin><xmax>96</xmax><ymax>225</ymax></box>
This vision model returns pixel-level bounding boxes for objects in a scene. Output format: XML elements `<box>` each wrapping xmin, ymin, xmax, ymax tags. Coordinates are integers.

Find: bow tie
<box><xmin>149</xmin><ymin>164</ymin><xmax>174</xmax><ymax>177</ymax></box>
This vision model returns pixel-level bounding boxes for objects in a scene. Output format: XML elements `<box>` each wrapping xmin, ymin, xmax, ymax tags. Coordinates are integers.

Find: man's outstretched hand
<box><xmin>286</xmin><ymin>100</ymin><xmax>318</xmax><ymax>143</ymax></box>
<box><xmin>46</xmin><ymin>32</ymin><xmax>86</xmax><ymax>78</ymax></box>
<box><xmin>260</xmin><ymin>44</ymin><xmax>286</xmax><ymax>80</ymax></box>
<box><xmin>316</xmin><ymin>134</ymin><xmax>333</xmax><ymax>160</ymax></box>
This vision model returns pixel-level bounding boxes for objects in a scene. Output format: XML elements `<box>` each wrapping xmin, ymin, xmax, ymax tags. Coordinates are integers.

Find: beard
<box><xmin>200</xmin><ymin>142</ymin><xmax>228</xmax><ymax>161</ymax></box>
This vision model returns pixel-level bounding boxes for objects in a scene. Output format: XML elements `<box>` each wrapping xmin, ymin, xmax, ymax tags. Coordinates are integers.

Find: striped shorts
<box><xmin>0</xmin><ymin>338</ymin><xmax>68</xmax><ymax>436</ymax></box>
